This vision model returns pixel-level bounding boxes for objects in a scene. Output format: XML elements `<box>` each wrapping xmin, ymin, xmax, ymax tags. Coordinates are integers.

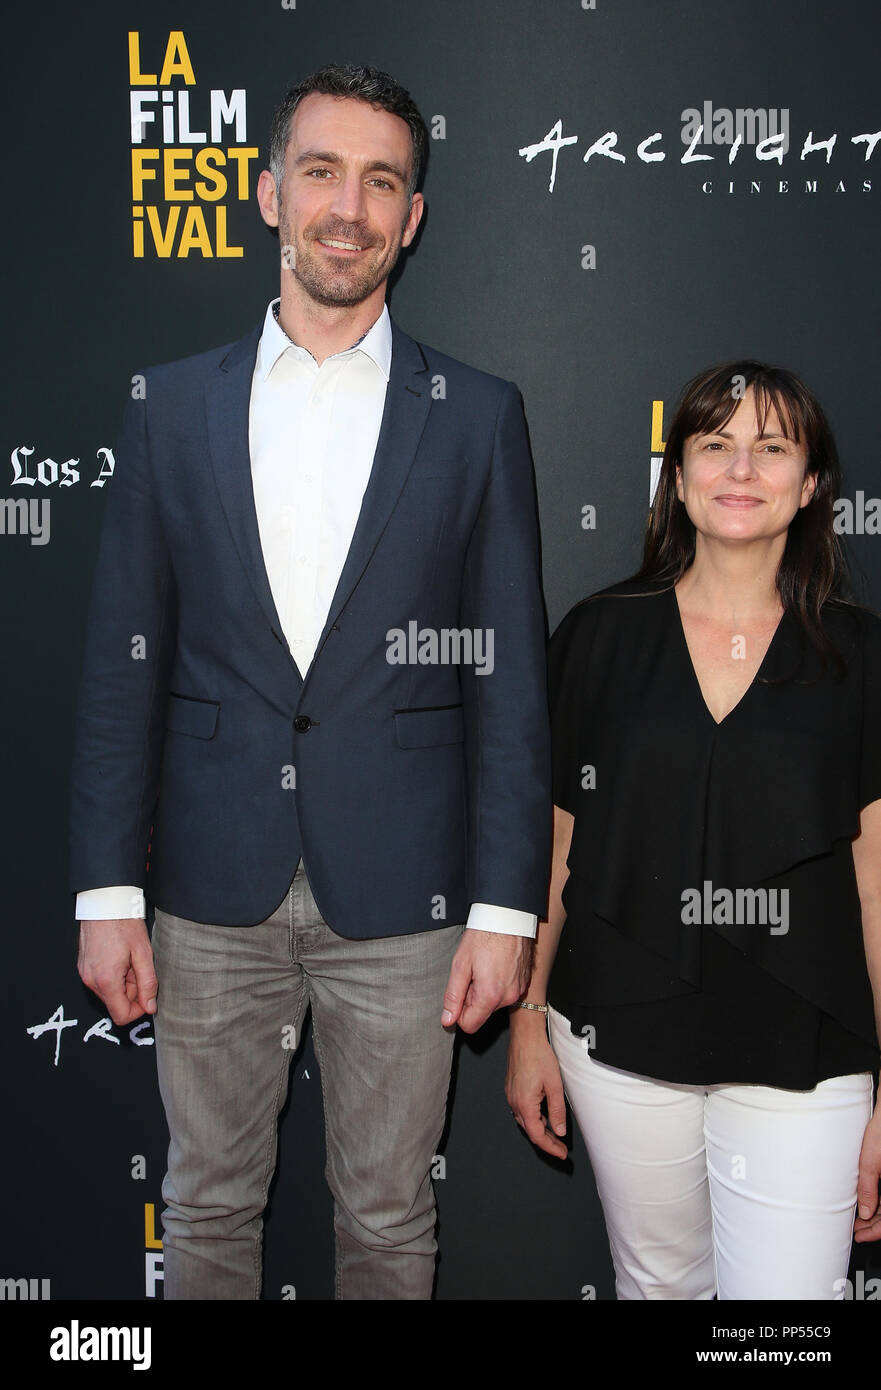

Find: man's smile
<box><xmin>317</xmin><ymin>236</ymin><xmax>366</xmax><ymax>253</ymax></box>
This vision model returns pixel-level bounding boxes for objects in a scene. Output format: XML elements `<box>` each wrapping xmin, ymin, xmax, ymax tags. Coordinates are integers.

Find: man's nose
<box><xmin>328</xmin><ymin>173</ymin><xmax>368</xmax><ymax>226</ymax></box>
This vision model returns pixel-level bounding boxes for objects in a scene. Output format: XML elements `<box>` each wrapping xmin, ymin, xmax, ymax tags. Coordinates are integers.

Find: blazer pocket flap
<box><xmin>394</xmin><ymin>705</ymin><xmax>464</xmax><ymax>749</ymax></box>
<box><xmin>407</xmin><ymin>460</ymin><xmax>469</xmax><ymax>482</ymax></box>
<box><xmin>165</xmin><ymin>693</ymin><xmax>220</xmax><ymax>739</ymax></box>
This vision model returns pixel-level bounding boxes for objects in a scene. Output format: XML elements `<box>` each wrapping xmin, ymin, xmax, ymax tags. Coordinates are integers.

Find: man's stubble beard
<box><xmin>279</xmin><ymin>208</ymin><xmax>405</xmax><ymax>309</ymax></box>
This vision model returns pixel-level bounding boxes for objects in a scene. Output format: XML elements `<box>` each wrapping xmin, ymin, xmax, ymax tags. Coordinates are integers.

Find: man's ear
<box><xmin>257</xmin><ymin>169</ymin><xmax>280</xmax><ymax>229</ymax></box>
<box><xmin>401</xmin><ymin>191</ymin><xmax>425</xmax><ymax>249</ymax></box>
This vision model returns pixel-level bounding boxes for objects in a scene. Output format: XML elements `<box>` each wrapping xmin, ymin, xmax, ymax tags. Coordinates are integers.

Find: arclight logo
<box><xmin>49</xmin><ymin>1320</ymin><xmax>151</xmax><ymax>1371</ymax></box>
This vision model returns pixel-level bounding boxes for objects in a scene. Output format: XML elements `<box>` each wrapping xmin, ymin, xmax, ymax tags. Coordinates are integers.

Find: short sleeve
<box><xmin>547</xmin><ymin>601</ymin><xmax>596</xmax><ymax>815</ymax></box>
<box><xmin>860</xmin><ymin>614</ymin><xmax>881</xmax><ymax>811</ymax></box>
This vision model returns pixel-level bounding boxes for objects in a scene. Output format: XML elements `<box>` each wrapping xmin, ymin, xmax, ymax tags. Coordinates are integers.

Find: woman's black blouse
<box><xmin>547</xmin><ymin>580</ymin><xmax>881</xmax><ymax>1089</ymax></box>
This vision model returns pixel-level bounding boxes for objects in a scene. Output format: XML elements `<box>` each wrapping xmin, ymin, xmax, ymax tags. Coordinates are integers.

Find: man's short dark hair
<box><xmin>268</xmin><ymin>63</ymin><xmax>428</xmax><ymax>201</ymax></box>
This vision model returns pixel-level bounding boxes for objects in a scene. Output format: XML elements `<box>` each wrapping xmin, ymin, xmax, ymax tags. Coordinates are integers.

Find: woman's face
<box><xmin>676</xmin><ymin>388</ymin><xmax>816</xmax><ymax>546</ymax></box>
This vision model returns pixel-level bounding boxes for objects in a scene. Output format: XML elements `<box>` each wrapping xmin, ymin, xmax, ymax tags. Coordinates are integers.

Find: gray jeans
<box><xmin>151</xmin><ymin>862</ymin><xmax>463</xmax><ymax>1300</ymax></box>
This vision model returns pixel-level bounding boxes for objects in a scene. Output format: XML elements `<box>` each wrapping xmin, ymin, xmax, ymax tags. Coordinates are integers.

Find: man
<box><xmin>70</xmin><ymin>64</ymin><xmax>550</xmax><ymax>1300</ymax></box>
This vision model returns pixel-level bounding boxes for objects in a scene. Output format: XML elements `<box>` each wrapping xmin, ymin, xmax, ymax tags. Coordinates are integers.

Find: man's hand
<box><xmin>441</xmin><ymin>929</ymin><xmax>533</xmax><ymax>1033</ymax></box>
<box><xmin>77</xmin><ymin>919</ymin><xmax>158</xmax><ymax>1026</ymax></box>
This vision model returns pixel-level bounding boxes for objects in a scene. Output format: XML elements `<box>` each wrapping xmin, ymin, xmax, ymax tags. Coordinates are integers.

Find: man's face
<box><xmin>260</xmin><ymin>92</ymin><xmax>424</xmax><ymax>308</ymax></box>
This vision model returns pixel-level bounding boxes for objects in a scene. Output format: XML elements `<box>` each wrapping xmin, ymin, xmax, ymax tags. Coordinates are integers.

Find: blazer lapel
<box><xmin>308</xmin><ymin>322</ymin><xmax>432</xmax><ymax>669</ymax></box>
<box><xmin>204</xmin><ymin>324</ymin><xmax>288</xmax><ymax>642</ymax></box>
<box><xmin>204</xmin><ymin>315</ymin><xmax>432</xmax><ymax>671</ymax></box>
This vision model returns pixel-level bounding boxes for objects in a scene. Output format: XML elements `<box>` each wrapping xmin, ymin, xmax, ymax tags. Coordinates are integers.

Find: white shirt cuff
<box><xmin>76</xmin><ymin>886</ymin><xmax>145</xmax><ymax>920</ymax></box>
<box><xmin>465</xmin><ymin>902</ymin><xmax>537</xmax><ymax>938</ymax></box>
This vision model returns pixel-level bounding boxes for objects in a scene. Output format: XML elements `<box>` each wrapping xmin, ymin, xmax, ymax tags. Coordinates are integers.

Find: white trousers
<box><xmin>549</xmin><ymin>1006</ymin><xmax>874</xmax><ymax>1300</ymax></box>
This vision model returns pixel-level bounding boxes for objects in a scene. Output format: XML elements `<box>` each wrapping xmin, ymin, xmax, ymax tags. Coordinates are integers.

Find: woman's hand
<box><xmin>854</xmin><ymin>1104</ymin><xmax>881</xmax><ymax>1242</ymax></box>
<box><xmin>505</xmin><ymin>1013</ymin><xmax>568</xmax><ymax>1159</ymax></box>
<box><xmin>852</xmin><ymin>801</ymin><xmax>881</xmax><ymax>1242</ymax></box>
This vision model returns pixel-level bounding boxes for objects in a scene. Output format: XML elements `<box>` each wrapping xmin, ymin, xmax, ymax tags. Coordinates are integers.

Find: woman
<box><xmin>507</xmin><ymin>360</ymin><xmax>881</xmax><ymax>1299</ymax></box>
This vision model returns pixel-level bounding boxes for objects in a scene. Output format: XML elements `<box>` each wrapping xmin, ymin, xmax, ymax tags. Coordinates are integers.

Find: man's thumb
<box><xmin>441</xmin><ymin>953</ymin><xmax>470</xmax><ymax>1026</ymax></box>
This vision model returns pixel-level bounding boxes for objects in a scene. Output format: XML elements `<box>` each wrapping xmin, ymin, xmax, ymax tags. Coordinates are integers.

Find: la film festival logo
<box><xmin>128</xmin><ymin>30</ymin><xmax>258</xmax><ymax>258</ymax></box>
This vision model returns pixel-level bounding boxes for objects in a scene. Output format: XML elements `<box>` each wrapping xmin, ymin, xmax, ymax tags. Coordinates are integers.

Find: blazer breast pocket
<box><xmin>164</xmin><ymin>692</ymin><xmax>220</xmax><ymax>740</ymax></box>
<box><xmin>406</xmin><ymin>459</ymin><xmax>469</xmax><ymax>483</ymax></box>
<box><xmin>394</xmin><ymin>704</ymin><xmax>465</xmax><ymax>749</ymax></box>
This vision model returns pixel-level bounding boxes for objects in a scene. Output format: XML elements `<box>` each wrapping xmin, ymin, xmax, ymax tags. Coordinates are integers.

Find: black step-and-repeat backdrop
<box><xmin>4</xmin><ymin>0</ymin><xmax>881</xmax><ymax>1305</ymax></box>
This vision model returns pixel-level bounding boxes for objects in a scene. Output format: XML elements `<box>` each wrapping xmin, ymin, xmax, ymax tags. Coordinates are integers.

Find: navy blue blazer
<box><xmin>68</xmin><ymin>316</ymin><xmax>552</xmax><ymax>934</ymax></box>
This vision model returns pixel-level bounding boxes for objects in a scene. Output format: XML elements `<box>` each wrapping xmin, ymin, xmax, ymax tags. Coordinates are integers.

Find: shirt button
<box><xmin>293</xmin><ymin>716</ymin><xmax>312</xmax><ymax>733</ymax></box>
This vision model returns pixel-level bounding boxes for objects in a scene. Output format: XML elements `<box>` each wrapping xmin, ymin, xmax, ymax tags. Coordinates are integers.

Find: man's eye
<box><xmin>308</xmin><ymin>168</ymin><xmax>332</xmax><ymax>178</ymax></box>
<box><xmin>704</xmin><ymin>441</ymin><xmax>724</xmax><ymax>450</ymax></box>
<box><xmin>369</xmin><ymin>177</ymin><xmax>393</xmax><ymax>190</ymax></box>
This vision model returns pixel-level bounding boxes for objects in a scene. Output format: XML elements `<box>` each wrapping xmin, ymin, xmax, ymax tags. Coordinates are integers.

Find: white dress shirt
<box><xmin>76</xmin><ymin>300</ymin><xmax>536</xmax><ymax>939</ymax></box>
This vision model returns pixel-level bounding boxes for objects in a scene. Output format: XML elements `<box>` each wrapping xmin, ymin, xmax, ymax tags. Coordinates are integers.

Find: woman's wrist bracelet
<box><xmin>517</xmin><ymin>1001</ymin><xmax>549</xmax><ymax>1015</ymax></box>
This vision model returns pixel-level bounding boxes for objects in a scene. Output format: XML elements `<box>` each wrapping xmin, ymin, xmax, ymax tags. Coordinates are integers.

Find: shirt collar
<box><xmin>255</xmin><ymin>298</ymin><xmax>392</xmax><ymax>382</ymax></box>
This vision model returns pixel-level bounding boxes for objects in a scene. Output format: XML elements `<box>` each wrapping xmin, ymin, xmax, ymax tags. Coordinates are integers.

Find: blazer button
<box><xmin>293</xmin><ymin>716</ymin><xmax>312</xmax><ymax>732</ymax></box>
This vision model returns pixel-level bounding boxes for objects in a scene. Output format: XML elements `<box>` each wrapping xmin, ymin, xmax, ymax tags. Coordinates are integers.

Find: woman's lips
<box><xmin>714</xmin><ymin>494</ymin><xmax>764</xmax><ymax>507</ymax></box>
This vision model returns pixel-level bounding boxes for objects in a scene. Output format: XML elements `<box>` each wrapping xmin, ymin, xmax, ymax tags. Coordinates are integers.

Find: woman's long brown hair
<box><xmin>636</xmin><ymin>360</ymin><xmax>848</xmax><ymax>664</ymax></box>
